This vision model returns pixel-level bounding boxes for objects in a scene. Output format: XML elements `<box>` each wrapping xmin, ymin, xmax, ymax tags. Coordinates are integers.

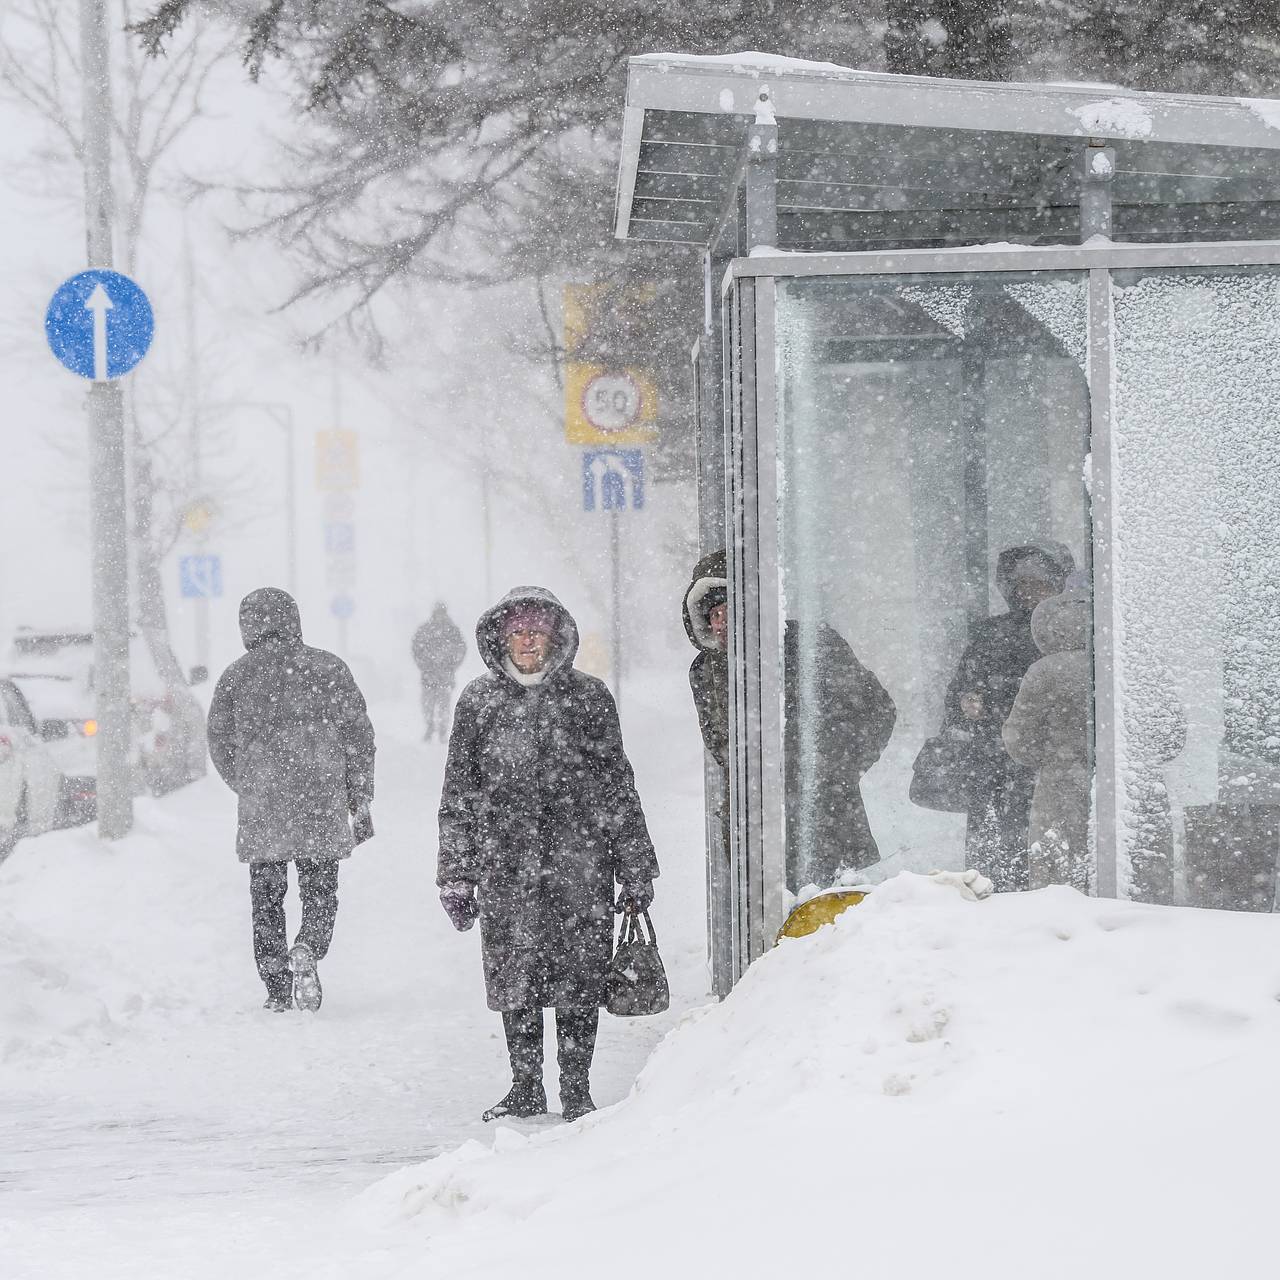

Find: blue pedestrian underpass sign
<box><xmin>45</xmin><ymin>270</ymin><xmax>154</xmax><ymax>381</ymax></box>
<box><xmin>582</xmin><ymin>449</ymin><xmax>645</xmax><ymax>512</ymax></box>
<box><xmin>179</xmin><ymin>555</ymin><xmax>222</xmax><ymax>600</ymax></box>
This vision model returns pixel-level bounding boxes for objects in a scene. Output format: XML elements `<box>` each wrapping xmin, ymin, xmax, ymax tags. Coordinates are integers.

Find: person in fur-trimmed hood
<box><xmin>437</xmin><ymin>586</ymin><xmax>659</xmax><ymax>1124</ymax></box>
<box><xmin>683</xmin><ymin>550</ymin><xmax>897</xmax><ymax>891</ymax></box>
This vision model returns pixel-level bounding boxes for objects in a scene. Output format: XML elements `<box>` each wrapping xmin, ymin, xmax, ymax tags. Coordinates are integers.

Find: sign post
<box><xmin>581</xmin><ymin>449</ymin><xmax>645</xmax><ymax>711</ymax></box>
<box><xmin>563</xmin><ymin>283</ymin><xmax>660</xmax><ymax>713</ymax></box>
<box><xmin>41</xmin><ymin>2</ymin><xmax>154</xmax><ymax>840</ymax></box>
<box><xmin>315</xmin><ymin>429</ymin><xmax>359</xmax><ymax>651</ymax></box>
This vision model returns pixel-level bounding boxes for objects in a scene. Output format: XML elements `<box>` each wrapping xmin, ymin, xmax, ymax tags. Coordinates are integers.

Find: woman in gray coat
<box><xmin>437</xmin><ymin>587</ymin><xmax>659</xmax><ymax>1123</ymax></box>
<box><xmin>1002</xmin><ymin>586</ymin><xmax>1091</xmax><ymax>892</ymax></box>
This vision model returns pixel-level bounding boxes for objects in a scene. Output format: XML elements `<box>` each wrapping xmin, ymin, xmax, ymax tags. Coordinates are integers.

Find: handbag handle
<box><xmin>616</xmin><ymin>907</ymin><xmax>657</xmax><ymax>947</ymax></box>
<box><xmin>617</xmin><ymin>910</ymin><xmax>639</xmax><ymax>948</ymax></box>
<box><xmin>640</xmin><ymin>909</ymin><xmax>658</xmax><ymax>945</ymax></box>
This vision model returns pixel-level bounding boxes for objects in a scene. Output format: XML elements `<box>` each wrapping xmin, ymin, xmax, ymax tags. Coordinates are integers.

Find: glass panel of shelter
<box><xmin>1111</xmin><ymin>265</ymin><xmax>1280</xmax><ymax>911</ymax></box>
<box><xmin>772</xmin><ymin>270</ymin><xmax>1094</xmax><ymax>909</ymax></box>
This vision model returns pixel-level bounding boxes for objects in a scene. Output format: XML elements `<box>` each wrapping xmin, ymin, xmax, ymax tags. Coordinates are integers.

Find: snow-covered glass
<box><xmin>1111</xmin><ymin>266</ymin><xmax>1280</xmax><ymax>910</ymax></box>
<box><xmin>775</xmin><ymin>272</ymin><xmax>1092</xmax><ymax>898</ymax></box>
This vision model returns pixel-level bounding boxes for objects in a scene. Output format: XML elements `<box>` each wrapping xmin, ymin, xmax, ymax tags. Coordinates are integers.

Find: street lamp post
<box><xmin>80</xmin><ymin>0</ymin><xmax>133</xmax><ymax>839</ymax></box>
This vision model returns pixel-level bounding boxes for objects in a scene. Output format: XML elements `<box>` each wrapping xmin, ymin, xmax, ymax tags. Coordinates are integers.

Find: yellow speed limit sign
<box><xmin>565</xmin><ymin>363</ymin><xmax>657</xmax><ymax>445</ymax></box>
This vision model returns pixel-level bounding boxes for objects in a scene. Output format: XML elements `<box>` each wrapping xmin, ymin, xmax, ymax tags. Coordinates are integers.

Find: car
<box><xmin>0</xmin><ymin>677</ymin><xmax>72</xmax><ymax>858</ymax></box>
<box><xmin>6</xmin><ymin>673</ymin><xmax>99</xmax><ymax>824</ymax></box>
<box><xmin>7</xmin><ymin>625</ymin><xmax>206</xmax><ymax>799</ymax></box>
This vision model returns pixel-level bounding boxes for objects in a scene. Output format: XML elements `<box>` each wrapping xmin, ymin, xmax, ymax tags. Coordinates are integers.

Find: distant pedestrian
<box><xmin>412</xmin><ymin>603</ymin><xmax>467</xmax><ymax>742</ymax></box>
<box><xmin>438</xmin><ymin>587</ymin><xmax>659</xmax><ymax>1123</ymax></box>
<box><xmin>208</xmin><ymin>588</ymin><xmax>375</xmax><ymax>1013</ymax></box>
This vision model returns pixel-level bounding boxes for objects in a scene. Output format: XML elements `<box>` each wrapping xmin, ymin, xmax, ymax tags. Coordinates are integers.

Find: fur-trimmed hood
<box><xmin>683</xmin><ymin>548</ymin><xmax>728</xmax><ymax>652</ymax></box>
<box><xmin>1031</xmin><ymin>588</ymin><xmax>1090</xmax><ymax>656</ymax></box>
<box><xmin>475</xmin><ymin>586</ymin><xmax>579</xmax><ymax>684</ymax></box>
<box><xmin>995</xmin><ymin>542</ymin><xmax>1075</xmax><ymax>612</ymax></box>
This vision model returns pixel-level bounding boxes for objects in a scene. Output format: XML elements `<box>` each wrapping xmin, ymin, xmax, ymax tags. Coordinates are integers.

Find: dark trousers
<box><xmin>420</xmin><ymin>680</ymin><xmax>453</xmax><ymax>740</ymax></box>
<box><xmin>250</xmin><ymin>859</ymin><xmax>340</xmax><ymax>995</ymax></box>
<box><xmin>502</xmin><ymin>1007</ymin><xmax>599</xmax><ymax>1094</ymax></box>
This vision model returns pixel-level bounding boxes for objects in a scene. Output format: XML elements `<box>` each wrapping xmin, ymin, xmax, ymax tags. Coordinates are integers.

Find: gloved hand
<box><xmin>439</xmin><ymin>881</ymin><xmax>479</xmax><ymax>931</ymax></box>
<box><xmin>615</xmin><ymin>879</ymin><xmax>655</xmax><ymax>914</ymax></box>
<box><xmin>351</xmin><ymin>802</ymin><xmax>375</xmax><ymax>846</ymax></box>
<box><xmin>927</xmin><ymin>868</ymin><xmax>994</xmax><ymax>901</ymax></box>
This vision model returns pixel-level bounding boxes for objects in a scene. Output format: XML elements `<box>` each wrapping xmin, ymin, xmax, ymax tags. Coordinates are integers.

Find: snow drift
<box><xmin>358</xmin><ymin>874</ymin><xmax>1280</xmax><ymax>1279</ymax></box>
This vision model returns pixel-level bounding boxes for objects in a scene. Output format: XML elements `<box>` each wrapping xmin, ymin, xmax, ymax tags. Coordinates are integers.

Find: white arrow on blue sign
<box><xmin>583</xmin><ymin>449</ymin><xmax>644</xmax><ymax>512</ymax></box>
<box><xmin>45</xmin><ymin>270</ymin><xmax>154</xmax><ymax>381</ymax></box>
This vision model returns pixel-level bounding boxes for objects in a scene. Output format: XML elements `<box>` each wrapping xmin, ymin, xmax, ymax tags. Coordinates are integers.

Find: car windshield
<box><xmin>7</xmin><ymin>674</ymin><xmax>89</xmax><ymax>720</ymax></box>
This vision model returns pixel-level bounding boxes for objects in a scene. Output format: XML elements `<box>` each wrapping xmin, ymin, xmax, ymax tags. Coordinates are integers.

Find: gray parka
<box><xmin>1002</xmin><ymin>588</ymin><xmax>1091</xmax><ymax>892</ymax></box>
<box><xmin>207</xmin><ymin>589</ymin><xmax>375</xmax><ymax>864</ymax></box>
<box><xmin>437</xmin><ymin>587</ymin><xmax>659</xmax><ymax>1012</ymax></box>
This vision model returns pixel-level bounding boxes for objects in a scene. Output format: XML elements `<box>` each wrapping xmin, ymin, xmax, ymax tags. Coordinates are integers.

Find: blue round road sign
<box><xmin>331</xmin><ymin>595</ymin><xmax>356</xmax><ymax>620</ymax></box>
<box><xmin>45</xmin><ymin>270</ymin><xmax>154</xmax><ymax>380</ymax></box>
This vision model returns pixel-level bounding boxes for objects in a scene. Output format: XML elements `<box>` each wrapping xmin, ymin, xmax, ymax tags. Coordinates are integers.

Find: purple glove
<box><xmin>615</xmin><ymin>880</ymin><xmax>654</xmax><ymax>914</ymax></box>
<box><xmin>440</xmin><ymin>882</ymin><xmax>479</xmax><ymax>932</ymax></box>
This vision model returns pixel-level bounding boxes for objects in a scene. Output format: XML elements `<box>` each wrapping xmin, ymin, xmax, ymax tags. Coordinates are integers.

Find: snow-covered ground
<box><xmin>0</xmin><ymin>668</ymin><xmax>709</xmax><ymax>1278</ymax></box>
<box><xmin>5</xmin><ymin>669</ymin><xmax>1280</xmax><ymax>1279</ymax></box>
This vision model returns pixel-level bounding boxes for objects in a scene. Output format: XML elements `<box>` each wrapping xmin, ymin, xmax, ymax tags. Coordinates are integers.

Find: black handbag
<box><xmin>909</xmin><ymin>729</ymin><xmax>974</xmax><ymax>813</ymax></box>
<box><xmin>607</xmin><ymin>909</ymin><xmax>670</xmax><ymax>1017</ymax></box>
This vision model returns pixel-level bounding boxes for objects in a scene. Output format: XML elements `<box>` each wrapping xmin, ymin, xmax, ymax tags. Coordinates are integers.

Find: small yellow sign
<box><xmin>315</xmin><ymin>429</ymin><xmax>359</xmax><ymax>491</ymax></box>
<box><xmin>564</xmin><ymin>362</ymin><xmax>658</xmax><ymax>446</ymax></box>
<box><xmin>563</xmin><ymin>283</ymin><xmax>659</xmax><ymax>446</ymax></box>
<box><xmin>182</xmin><ymin>501</ymin><xmax>215</xmax><ymax>538</ymax></box>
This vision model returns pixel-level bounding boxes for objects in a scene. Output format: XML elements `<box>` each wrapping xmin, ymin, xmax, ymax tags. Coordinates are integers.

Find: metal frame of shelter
<box><xmin>613</xmin><ymin>54</ymin><xmax>1280</xmax><ymax>994</ymax></box>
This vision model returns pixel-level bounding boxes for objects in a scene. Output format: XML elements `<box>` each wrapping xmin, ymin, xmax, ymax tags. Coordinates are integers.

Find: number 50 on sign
<box><xmin>564</xmin><ymin>363</ymin><xmax>657</xmax><ymax>446</ymax></box>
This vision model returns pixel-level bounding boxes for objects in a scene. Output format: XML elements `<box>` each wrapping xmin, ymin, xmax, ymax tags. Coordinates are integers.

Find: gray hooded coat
<box><xmin>437</xmin><ymin>587</ymin><xmax>659</xmax><ymax>1012</ymax></box>
<box><xmin>207</xmin><ymin>589</ymin><xmax>375</xmax><ymax>864</ymax></box>
<box><xmin>1002</xmin><ymin>588</ymin><xmax>1091</xmax><ymax>892</ymax></box>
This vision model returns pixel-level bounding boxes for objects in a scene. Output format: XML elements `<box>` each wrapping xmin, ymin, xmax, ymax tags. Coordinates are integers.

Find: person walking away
<box><xmin>942</xmin><ymin>542</ymin><xmax>1074</xmax><ymax>891</ymax></box>
<box><xmin>684</xmin><ymin>548</ymin><xmax>896</xmax><ymax>892</ymax></box>
<box><xmin>437</xmin><ymin>587</ymin><xmax>659</xmax><ymax>1123</ymax></box>
<box><xmin>412</xmin><ymin>603</ymin><xmax>467</xmax><ymax>741</ymax></box>
<box><xmin>208</xmin><ymin>588</ymin><xmax>375</xmax><ymax>1012</ymax></box>
<box><xmin>1001</xmin><ymin>581</ymin><xmax>1092</xmax><ymax>892</ymax></box>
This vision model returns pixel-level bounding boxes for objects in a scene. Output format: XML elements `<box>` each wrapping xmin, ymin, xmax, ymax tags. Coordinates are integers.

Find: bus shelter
<box><xmin>613</xmin><ymin>54</ymin><xmax>1280</xmax><ymax>993</ymax></box>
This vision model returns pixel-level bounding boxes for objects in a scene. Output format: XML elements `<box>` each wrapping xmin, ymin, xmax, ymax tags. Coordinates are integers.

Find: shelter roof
<box><xmin>614</xmin><ymin>54</ymin><xmax>1280</xmax><ymax>250</ymax></box>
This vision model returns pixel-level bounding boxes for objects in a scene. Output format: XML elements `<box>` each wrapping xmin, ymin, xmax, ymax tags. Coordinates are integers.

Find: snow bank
<box><xmin>358</xmin><ymin>874</ymin><xmax>1280</xmax><ymax>1279</ymax></box>
<box><xmin>0</xmin><ymin>778</ymin><xmax>244</xmax><ymax>1062</ymax></box>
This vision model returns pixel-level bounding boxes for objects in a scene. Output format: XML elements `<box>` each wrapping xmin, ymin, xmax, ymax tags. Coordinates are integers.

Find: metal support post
<box><xmin>81</xmin><ymin>0</ymin><xmax>132</xmax><ymax>839</ymax></box>
<box><xmin>1088</xmin><ymin>267</ymin><xmax>1119</xmax><ymax>899</ymax></box>
<box><xmin>610</xmin><ymin>507</ymin><xmax>623</xmax><ymax>713</ymax></box>
<box><xmin>1082</xmin><ymin>140</ymin><xmax>1117</xmax><ymax>898</ymax></box>
<box><xmin>744</xmin><ymin>89</ymin><xmax>779</xmax><ymax>251</ymax></box>
<box><xmin>1081</xmin><ymin>140</ymin><xmax>1116</xmax><ymax>240</ymax></box>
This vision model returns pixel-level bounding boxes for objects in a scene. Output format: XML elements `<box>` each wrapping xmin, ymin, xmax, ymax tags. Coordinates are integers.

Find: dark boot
<box><xmin>484</xmin><ymin>1008</ymin><xmax>548</xmax><ymax>1122</ymax></box>
<box><xmin>556</xmin><ymin>1008</ymin><xmax>599</xmax><ymax>1122</ymax></box>
<box><xmin>263</xmin><ymin>991</ymin><xmax>292</xmax><ymax>1012</ymax></box>
<box><xmin>482</xmin><ymin>1080</ymin><xmax>548</xmax><ymax>1122</ymax></box>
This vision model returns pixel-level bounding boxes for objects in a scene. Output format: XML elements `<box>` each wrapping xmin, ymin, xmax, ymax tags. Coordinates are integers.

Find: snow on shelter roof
<box><xmin>615</xmin><ymin>53</ymin><xmax>1280</xmax><ymax>250</ymax></box>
